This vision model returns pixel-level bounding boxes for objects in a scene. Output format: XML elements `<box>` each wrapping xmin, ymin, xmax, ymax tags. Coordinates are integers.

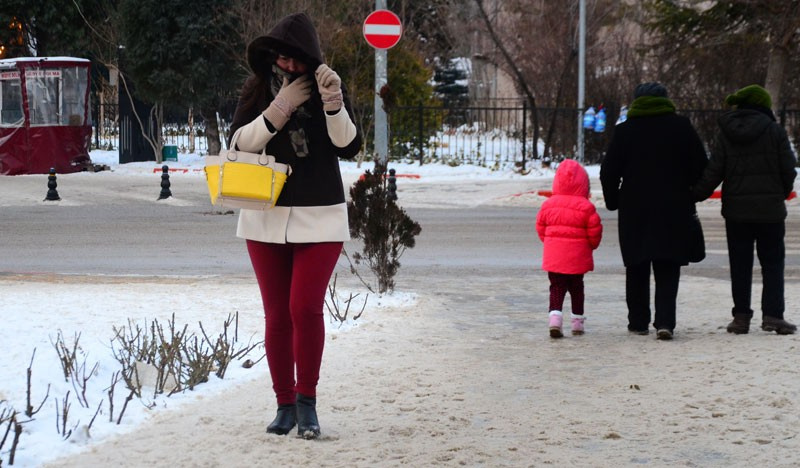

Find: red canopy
<box><xmin>0</xmin><ymin>57</ymin><xmax>92</xmax><ymax>175</ymax></box>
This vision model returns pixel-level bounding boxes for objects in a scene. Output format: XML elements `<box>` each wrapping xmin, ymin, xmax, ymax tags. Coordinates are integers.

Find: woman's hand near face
<box><xmin>263</xmin><ymin>75</ymin><xmax>312</xmax><ymax>130</ymax></box>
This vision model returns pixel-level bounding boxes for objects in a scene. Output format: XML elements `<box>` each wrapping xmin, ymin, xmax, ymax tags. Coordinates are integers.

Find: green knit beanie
<box><xmin>725</xmin><ymin>84</ymin><xmax>772</xmax><ymax>109</ymax></box>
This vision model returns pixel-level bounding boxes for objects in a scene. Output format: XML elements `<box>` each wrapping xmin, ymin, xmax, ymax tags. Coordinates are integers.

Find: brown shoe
<box><xmin>761</xmin><ymin>316</ymin><xmax>797</xmax><ymax>335</ymax></box>
<box><xmin>726</xmin><ymin>313</ymin><xmax>752</xmax><ymax>334</ymax></box>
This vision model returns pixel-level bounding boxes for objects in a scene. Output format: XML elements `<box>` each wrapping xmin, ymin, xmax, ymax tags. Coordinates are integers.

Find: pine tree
<box><xmin>347</xmin><ymin>165</ymin><xmax>421</xmax><ymax>294</ymax></box>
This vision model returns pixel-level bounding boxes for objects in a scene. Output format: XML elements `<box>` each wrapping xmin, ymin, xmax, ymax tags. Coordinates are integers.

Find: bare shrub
<box><xmin>199</xmin><ymin>312</ymin><xmax>262</xmax><ymax>380</ymax></box>
<box><xmin>50</xmin><ymin>330</ymin><xmax>81</xmax><ymax>381</ymax></box>
<box><xmin>70</xmin><ymin>358</ymin><xmax>99</xmax><ymax>409</ymax></box>
<box><xmin>0</xmin><ymin>408</ymin><xmax>25</xmax><ymax>466</ymax></box>
<box><xmin>324</xmin><ymin>274</ymin><xmax>368</xmax><ymax>328</ymax></box>
<box><xmin>0</xmin><ymin>405</ymin><xmax>22</xmax><ymax>465</ymax></box>
<box><xmin>26</xmin><ymin>349</ymin><xmax>50</xmax><ymax>418</ymax></box>
<box><xmin>111</xmin><ymin>313</ymin><xmax>262</xmax><ymax>398</ymax></box>
<box><xmin>54</xmin><ymin>391</ymin><xmax>78</xmax><ymax>440</ymax></box>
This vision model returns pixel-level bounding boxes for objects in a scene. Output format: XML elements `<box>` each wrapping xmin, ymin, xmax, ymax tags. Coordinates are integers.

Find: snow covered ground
<box><xmin>0</xmin><ymin>150</ymin><xmax>562</xmax><ymax>467</ymax></box>
<box><xmin>4</xmin><ymin>149</ymin><xmax>799</xmax><ymax>467</ymax></box>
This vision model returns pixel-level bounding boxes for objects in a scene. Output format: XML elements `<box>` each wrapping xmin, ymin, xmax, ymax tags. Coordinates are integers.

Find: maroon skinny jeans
<box><xmin>246</xmin><ymin>240</ymin><xmax>342</xmax><ymax>405</ymax></box>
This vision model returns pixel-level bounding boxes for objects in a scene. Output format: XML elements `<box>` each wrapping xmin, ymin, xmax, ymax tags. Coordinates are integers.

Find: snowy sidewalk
<box><xmin>43</xmin><ymin>270</ymin><xmax>800</xmax><ymax>467</ymax></box>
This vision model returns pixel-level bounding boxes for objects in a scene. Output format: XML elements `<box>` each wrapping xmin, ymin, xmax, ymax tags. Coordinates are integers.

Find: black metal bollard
<box><xmin>158</xmin><ymin>165</ymin><xmax>172</xmax><ymax>200</ymax></box>
<box><xmin>387</xmin><ymin>168</ymin><xmax>398</xmax><ymax>201</ymax></box>
<box><xmin>44</xmin><ymin>167</ymin><xmax>61</xmax><ymax>201</ymax></box>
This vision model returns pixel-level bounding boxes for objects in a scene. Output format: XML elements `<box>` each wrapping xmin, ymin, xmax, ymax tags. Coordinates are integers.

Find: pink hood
<box><xmin>535</xmin><ymin>159</ymin><xmax>602</xmax><ymax>274</ymax></box>
<box><xmin>552</xmin><ymin>158</ymin><xmax>590</xmax><ymax>198</ymax></box>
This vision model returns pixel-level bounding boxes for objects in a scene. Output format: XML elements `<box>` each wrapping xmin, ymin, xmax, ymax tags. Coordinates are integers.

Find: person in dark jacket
<box><xmin>228</xmin><ymin>12</ymin><xmax>362</xmax><ymax>439</ymax></box>
<box><xmin>600</xmin><ymin>82</ymin><xmax>708</xmax><ymax>340</ymax></box>
<box><xmin>692</xmin><ymin>84</ymin><xmax>797</xmax><ymax>335</ymax></box>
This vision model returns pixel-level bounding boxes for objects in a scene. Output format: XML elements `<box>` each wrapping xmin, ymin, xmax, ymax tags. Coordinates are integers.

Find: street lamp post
<box><xmin>577</xmin><ymin>0</ymin><xmax>586</xmax><ymax>163</ymax></box>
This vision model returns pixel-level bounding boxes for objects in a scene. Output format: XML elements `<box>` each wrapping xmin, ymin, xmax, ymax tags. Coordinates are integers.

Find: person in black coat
<box><xmin>692</xmin><ymin>84</ymin><xmax>797</xmax><ymax>335</ymax></box>
<box><xmin>600</xmin><ymin>82</ymin><xmax>708</xmax><ymax>339</ymax></box>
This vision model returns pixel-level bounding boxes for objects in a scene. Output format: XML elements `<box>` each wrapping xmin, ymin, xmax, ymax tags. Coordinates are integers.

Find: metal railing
<box><xmin>389</xmin><ymin>103</ymin><xmax>800</xmax><ymax>167</ymax></box>
<box><xmin>92</xmin><ymin>101</ymin><xmax>800</xmax><ymax>165</ymax></box>
<box><xmin>91</xmin><ymin>103</ymin><xmax>229</xmax><ymax>154</ymax></box>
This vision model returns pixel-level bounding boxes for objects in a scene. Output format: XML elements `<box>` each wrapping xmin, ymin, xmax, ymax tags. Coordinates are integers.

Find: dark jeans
<box><xmin>725</xmin><ymin>220</ymin><xmax>785</xmax><ymax>319</ymax></box>
<box><xmin>548</xmin><ymin>272</ymin><xmax>584</xmax><ymax>315</ymax></box>
<box><xmin>626</xmin><ymin>260</ymin><xmax>681</xmax><ymax>332</ymax></box>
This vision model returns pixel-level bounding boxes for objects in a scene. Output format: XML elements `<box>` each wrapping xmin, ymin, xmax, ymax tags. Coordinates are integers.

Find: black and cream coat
<box><xmin>229</xmin><ymin>13</ymin><xmax>362</xmax><ymax>243</ymax></box>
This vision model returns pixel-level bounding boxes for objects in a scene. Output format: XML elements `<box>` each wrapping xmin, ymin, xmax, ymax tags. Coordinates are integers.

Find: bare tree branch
<box><xmin>473</xmin><ymin>0</ymin><xmax>540</xmax><ymax>159</ymax></box>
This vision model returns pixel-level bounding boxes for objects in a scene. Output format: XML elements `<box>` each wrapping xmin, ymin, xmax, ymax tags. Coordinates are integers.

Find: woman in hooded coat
<box><xmin>600</xmin><ymin>82</ymin><xmax>707</xmax><ymax>340</ymax></box>
<box><xmin>228</xmin><ymin>12</ymin><xmax>362</xmax><ymax>439</ymax></box>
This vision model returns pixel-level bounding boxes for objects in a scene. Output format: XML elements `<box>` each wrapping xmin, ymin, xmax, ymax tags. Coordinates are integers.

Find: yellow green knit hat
<box><xmin>725</xmin><ymin>84</ymin><xmax>772</xmax><ymax>109</ymax></box>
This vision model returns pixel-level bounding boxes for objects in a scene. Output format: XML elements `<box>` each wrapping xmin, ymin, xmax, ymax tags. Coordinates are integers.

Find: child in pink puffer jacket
<box><xmin>536</xmin><ymin>158</ymin><xmax>603</xmax><ymax>337</ymax></box>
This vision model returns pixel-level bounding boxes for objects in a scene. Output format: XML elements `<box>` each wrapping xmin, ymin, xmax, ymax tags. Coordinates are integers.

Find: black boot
<box><xmin>726</xmin><ymin>312</ymin><xmax>753</xmax><ymax>334</ymax></box>
<box><xmin>761</xmin><ymin>316</ymin><xmax>797</xmax><ymax>335</ymax></box>
<box><xmin>296</xmin><ymin>394</ymin><xmax>321</xmax><ymax>439</ymax></box>
<box><xmin>266</xmin><ymin>403</ymin><xmax>296</xmax><ymax>435</ymax></box>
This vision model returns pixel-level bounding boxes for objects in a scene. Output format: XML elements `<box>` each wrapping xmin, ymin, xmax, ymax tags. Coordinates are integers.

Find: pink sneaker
<box><xmin>571</xmin><ymin>314</ymin><xmax>585</xmax><ymax>335</ymax></box>
<box><xmin>549</xmin><ymin>311</ymin><xmax>563</xmax><ymax>338</ymax></box>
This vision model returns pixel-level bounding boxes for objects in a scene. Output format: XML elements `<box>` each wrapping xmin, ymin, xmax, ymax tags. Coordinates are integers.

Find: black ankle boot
<box><xmin>266</xmin><ymin>403</ymin><xmax>296</xmax><ymax>435</ymax></box>
<box><xmin>727</xmin><ymin>312</ymin><xmax>752</xmax><ymax>334</ymax></box>
<box><xmin>296</xmin><ymin>394</ymin><xmax>320</xmax><ymax>439</ymax></box>
<box><xmin>761</xmin><ymin>316</ymin><xmax>797</xmax><ymax>335</ymax></box>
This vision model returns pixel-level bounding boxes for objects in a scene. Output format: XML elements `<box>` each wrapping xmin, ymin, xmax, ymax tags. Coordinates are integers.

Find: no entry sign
<box><xmin>363</xmin><ymin>9</ymin><xmax>403</xmax><ymax>50</ymax></box>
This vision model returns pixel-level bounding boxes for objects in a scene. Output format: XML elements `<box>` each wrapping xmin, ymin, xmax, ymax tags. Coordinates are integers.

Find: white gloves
<box><xmin>263</xmin><ymin>75</ymin><xmax>312</xmax><ymax>130</ymax></box>
<box><xmin>315</xmin><ymin>64</ymin><xmax>343</xmax><ymax>112</ymax></box>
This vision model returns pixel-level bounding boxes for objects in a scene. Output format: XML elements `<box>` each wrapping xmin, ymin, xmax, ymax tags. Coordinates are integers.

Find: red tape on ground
<box><xmin>357</xmin><ymin>173</ymin><xmax>421</xmax><ymax>181</ymax></box>
<box><xmin>533</xmin><ymin>190</ymin><xmax>796</xmax><ymax>200</ymax></box>
<box><xmin>152</xmin><ymin>168</ymin><xmax>204</xmax><ymax>173</ymax></box>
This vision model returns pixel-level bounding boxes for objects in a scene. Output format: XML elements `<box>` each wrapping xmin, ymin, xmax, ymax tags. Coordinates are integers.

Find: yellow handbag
<box><xmin>204</xmin><ymin>131</ymin><xmax>291</xmax><ymax>210</ymax></box>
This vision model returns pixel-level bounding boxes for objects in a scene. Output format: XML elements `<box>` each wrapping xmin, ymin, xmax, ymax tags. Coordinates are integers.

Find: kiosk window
<box><xmin>60</xmin><ymin>67</ymin><xmax>87</xmax><ymax>126</ymax></box>
<box><xmin>26</xmin><ymin>75</ymin><xmax>60</xmax><ymax>126</ymax></box>
<box><xmin>0</xmin><ymin>75</ymin><xmax>23</xmax><ymax>126</ymax></box>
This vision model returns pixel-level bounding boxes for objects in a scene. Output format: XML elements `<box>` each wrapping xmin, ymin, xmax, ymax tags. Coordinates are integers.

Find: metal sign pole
<box><xmin>375</xmin><ymin>0</ymin><xmax>389</xmax><ymax>166</ymax></box>
<box><xmin>577</xmin><ymin>0</ymin><xmax>586</xmax><ymax>163</ymax></box>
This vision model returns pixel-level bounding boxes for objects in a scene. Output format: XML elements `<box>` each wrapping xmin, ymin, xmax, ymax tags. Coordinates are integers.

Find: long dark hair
<box><xmin>237</xmin><ymin>75</ymin><xmax>269</xmax><ymax>119</ymax></box>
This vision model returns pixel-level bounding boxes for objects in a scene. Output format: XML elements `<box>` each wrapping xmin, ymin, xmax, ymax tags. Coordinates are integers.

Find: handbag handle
<box><xmin>228</xmin><ymin>127</ymin><xmax>267</xmax><ymax>161</ymax></box>
<box><xmin>226</xmin><ymin>128</ymin><xmax>292</xmax><ymax>176</ymax></box>
<box><xmin>227</xmin><ymin>128</ymin><xmax>279</xmax><ymax>167</ymax></box>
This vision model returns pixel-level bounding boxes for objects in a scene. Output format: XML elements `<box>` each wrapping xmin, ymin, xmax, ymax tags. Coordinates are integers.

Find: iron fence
<box><xmin>91</xmin><ymin>102</ymin><xmax>231</xmax><ymax>154</ymax></box>
<box><xmin>92</xmin><ymin>101</ymin><xmax>800</xmax><ymax>165</ymax></box>
<box><xmin>388</xmin><ymin>103</ymin><xmax>800</xmax><ymax>167</ymax></box>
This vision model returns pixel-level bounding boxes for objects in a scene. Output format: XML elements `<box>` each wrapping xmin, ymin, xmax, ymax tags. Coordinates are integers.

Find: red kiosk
<box><xmin>0</xmin><ymin>57</ymin><xmax>92</xmax><ymax>175</ymax></box>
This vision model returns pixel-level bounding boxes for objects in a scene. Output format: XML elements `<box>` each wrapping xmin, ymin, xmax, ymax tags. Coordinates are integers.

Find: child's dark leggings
<box><xmin>548</xmin><ymin>272</ymin><xmax>584</xmax><ymax>315</ymax></box>
<box><xmin>247</xmin><ymin>240</ymin><xmax>343</xmax><ymax>405</ymax></box>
